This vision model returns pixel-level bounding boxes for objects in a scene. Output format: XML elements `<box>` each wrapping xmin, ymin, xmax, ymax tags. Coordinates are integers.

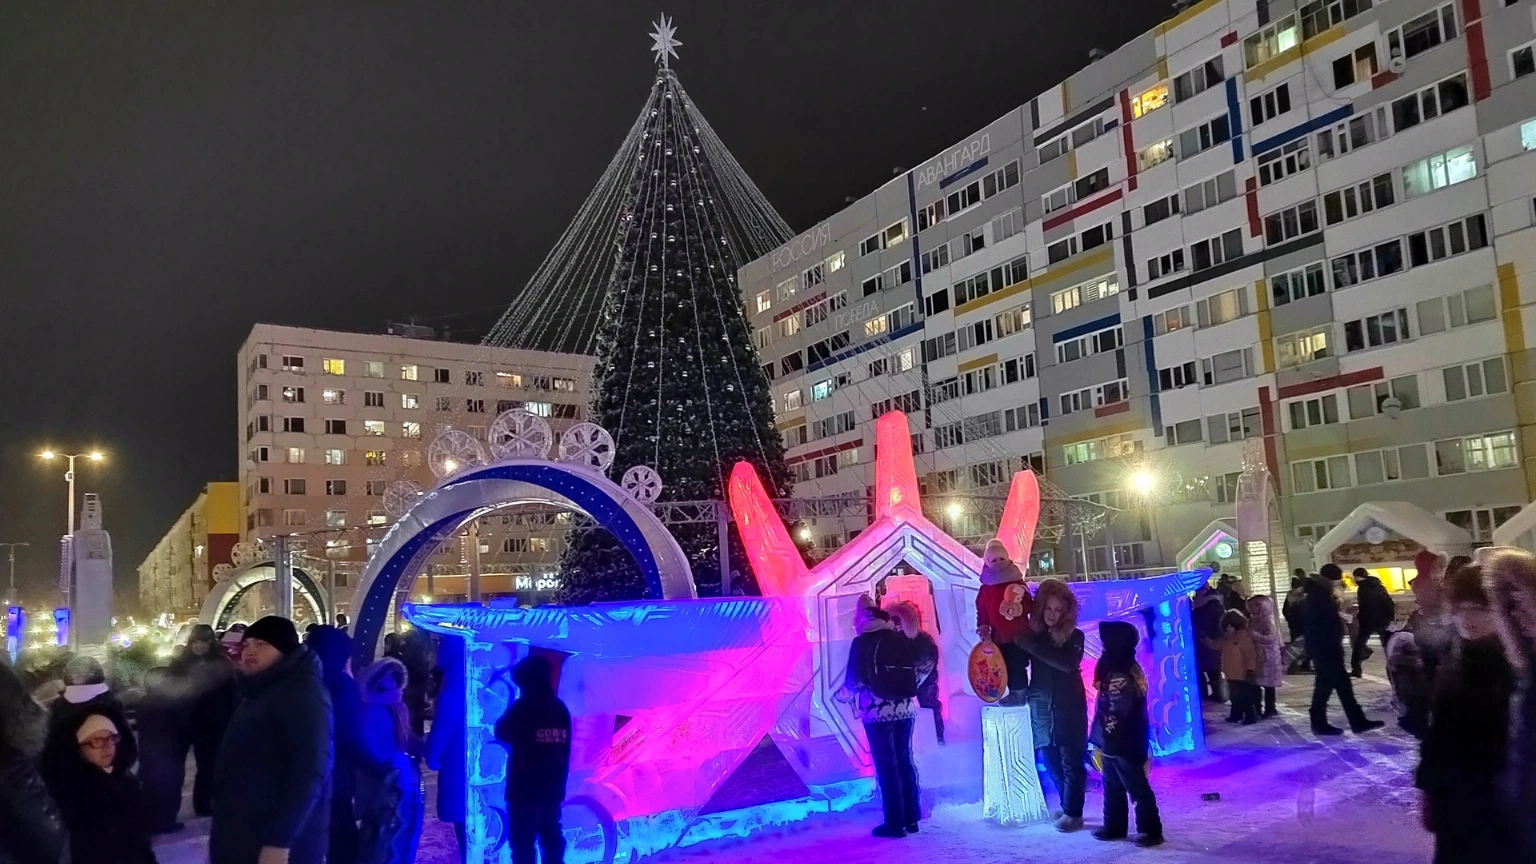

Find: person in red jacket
<box><xmin>975</xmin><ymin>539</ymin><xmax>1034</xmax><ymax>705</ymax></box>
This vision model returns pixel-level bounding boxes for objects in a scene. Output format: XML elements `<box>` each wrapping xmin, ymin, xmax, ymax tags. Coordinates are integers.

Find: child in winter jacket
<box><xmin>888</xmin><ymin>601</ymin><xmax>944</xmax><ymax>745</ymax></box>
<box><xmin>1089</xmin><ymin>620</ymin><xmax>1163</xmax><ymax>848</ymax></box>
<box><xmin>1205</xmin><ymin>610</ymin><xmax>1259</xmax><ymax>725</ymax></box>
<box><xmin>1246</xmin><ymin>595</ymin><xmax>1284</xmax><ymax>718</ymax></box>
<box><xmin>976</xmin><ymin>539</ymin><xmax>1033</xmax><ymax>705</ymax></box>
<box><xmin>841</xmin><ymin>596</ymin><xmax>920</xmax><ymax>838</ymax></box>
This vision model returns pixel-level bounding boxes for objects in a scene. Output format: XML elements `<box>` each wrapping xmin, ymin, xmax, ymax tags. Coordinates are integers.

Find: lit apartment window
<box><xmin>281</xmin><ymin>355</ymin><xmax>305</xmax><ymax>372</ymax></box>
<box><xmin>364</xmin><ymin>420</ymin><xmax>386</xmax><ymax>436</ymax></box>
<box><xmin>402</xmin><ymin>422</ymin><xmax>422</xmax><ymax>439</ymax></box>
<box><xmin>324</xmin><ymin>449</ymin><xmax>345</xmax><ymax>465</ymax></box>
<box><xmin>322</xmin><ymin>358</ymin><xmax>345</xmax><ymax>375</ymax></box>
<box><xmin>1401</xmin><ymin>145</ymin><xmax>1476</xmax><ymax>199</ymax></box>
<box><xmin>752</xmin><ymin>292</ymin><xmax>770</xmax><ymax>315</ymax></box>
<box><xmin>526</xmin><ymin>401</ymin><xmax>552</xmax><ymax>417</ymax></box>
<box><xmin>1132</xmin><ymin>83</ymin><xmax>1169</xmax><ymax>117</ymax></box>
<box><xmin>1137</xmin><ymin>139</ymin><xmax>1175</xmax><ymax>172</ymax></box>
<box><xmin>783</xmin><ymin>389</ymin><xmax>803</xmax><ymax>411</ymax></box>
<box><xmin>1244</xmin><ymin>15</ymin><xmax>1299</xmax><ymax>69</ymax></box>
<box><xmin>1153</xmin><ymin>305</ymin><xmax>1192</xmax><ymax>334</ymax></box>
<box><xmin>283</xmin><ymin>509</ymin><xmax>307</xmax><ymax>526</ymax></box>
<box><xmin>325</xmin><ymin>510</ymin><xmax>347</xmax><ymax>528</ymax></box>
<box><xmin>362</xmin><ymin>361</ymin><xmax>383</xmax><ymax>378</ymax></box>
<box><xmin>286</xmin><ymin>447</ymin><xmax>305</xmax><ymax>464</ymax></box>
<box><xmin>1435</xmin><ymin>431</ymin><xmax>1517</xmax><ymax>475</ymax></box>
<box><xmin>367</xmin><ymin>511</ymin><xmax>388</xmax><ymax>526</ymax></box>
<box><xmin>364</xmin><ymin>450</ymin><xmax>387</xmax><ymax>466</ymax></box>
<box><xmin>401</xmin><ymin>364</ymin><xmax>418</xmax><ymax>381</ymax></box>
<box><xmin>282</xmin><ymin>386</ymin><xmax>305</xmax><ymax>403</ymax></box>
<box><xmin>401</xmin><ymin>393</ymin><xmax>419</xmax><ymax>410</ymax></box>
<box><xmin>1276</xmin><ymin>327</ymin><xmax>1330</xmax><ymax>369</ymax></box>
<box><xmin>323</xmin><ymin>389</ymin><xmax>345</xmax><ymax>405</ymax></box>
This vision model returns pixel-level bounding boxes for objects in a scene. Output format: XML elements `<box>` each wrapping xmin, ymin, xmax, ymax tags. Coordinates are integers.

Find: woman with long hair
<box><xmin>1246</xmin><ymin>595</ymin><xmax>1284</xmax><ymax>718</ymax></box>
<box><xmin>1485</xmin><ymin>548</ymin><xmax>1536</xmax><ymax>860</ymax></box>
<box><xmin>1015</xmin><ymin>578</ymin><xmax>1087</xmax><ymax>832</ymax></box>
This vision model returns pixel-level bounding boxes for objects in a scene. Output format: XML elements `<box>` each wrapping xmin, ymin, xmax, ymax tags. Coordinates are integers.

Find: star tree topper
<box><xmin>649</xmin><ymin>15</ymin><xmax>681</xmax><ymax>68</ymax></box>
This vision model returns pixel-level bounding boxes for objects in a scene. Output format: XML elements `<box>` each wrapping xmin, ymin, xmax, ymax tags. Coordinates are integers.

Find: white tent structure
<box><xmin>1492</xmin><ymin>500</ymin><xmax>1536</xmax><ymax>550</ymax></box>
<box><xmin>1311</xmin><ymin>502</ymin><xmax>1474</xmax><ymax>590</ymax></box>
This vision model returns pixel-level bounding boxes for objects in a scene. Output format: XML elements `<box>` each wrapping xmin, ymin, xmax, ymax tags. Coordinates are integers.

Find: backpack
<box><xmin>863</xmin><ymin>629</ymin><xmax>920</xmax><ymax>701</ymax></box>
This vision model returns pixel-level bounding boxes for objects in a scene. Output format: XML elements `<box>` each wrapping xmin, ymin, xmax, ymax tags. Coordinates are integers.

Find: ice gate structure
<box><xmin>404</xmin><ymin>412</ymin><xmax>1206</xmax><ymax>864</ymax></box>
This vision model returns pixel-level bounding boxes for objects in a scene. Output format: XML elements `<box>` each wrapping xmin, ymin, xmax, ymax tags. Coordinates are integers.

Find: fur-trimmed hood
<box><xmin>1484</xmin><ymin>547</ymin><xmax>1536</xmax><ymax>672</ymax></box>
<box><xmin>1030</xmin><ymin>577</ymin><xmax>1079</xmax><ymax>645</ymax></box>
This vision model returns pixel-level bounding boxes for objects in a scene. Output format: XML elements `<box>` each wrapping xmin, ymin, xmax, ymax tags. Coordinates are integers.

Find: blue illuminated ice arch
<box><xmin>348</xmin><ymin>459</ymin><xmax>695</xmax><ymax>663</ymax></box>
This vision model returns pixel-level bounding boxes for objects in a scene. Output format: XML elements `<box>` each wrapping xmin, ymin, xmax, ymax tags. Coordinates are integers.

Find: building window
<box><xmin>1201</xmin><ymin>348</ymin><xmax>1253</xmax><ymax>385</ymax></box>
<box><xmin>283</xmin><ymin>509</ymin><xmax>307</xmax><ymax>526</ymax></box>
<box><xmin>466</xmin><ymin>399</ymin><xmax>486</xmax><ymax>413</ymax></box>
<box><xmin>433</xmin><ymin>368</ymin><xmax>451</xmax><ymax>384</ymax></box>
<box><xmin>1043</xmin><ymin>184</ymin><xmax>1072</xmax><ymax>214</ymax></box>
<box><xmin>1143</xmin><ymin>193</ymin><xmax>1180</xmax><ymax>225</ymax></box>
<box><xmin>1206</xmin><ymin>407</ymin><xmax>1262</xmax><ymax>444</ymax></box>
<box><xmin>1331</xmin><ymin>43</ymin><xmax>1380</xmax><ymax>88</ymax></box>
<box><xmin>324</xmin><ymin>510</ymin><xmax>347</xmax><ymax>528</ymax></box>
<box><xmin>1173</xmin><ymin>55</ymin><xmax>1225</xmax><ymax>102</ymax></box>
<box><xmin>526</xmin><ymin>401</ymin><xmax>553</xmax><ymax>417</ymax></box>
<box><xmin>1442</xmin><ymin>358</ymin><xmax>1508</xmax><ymax>402</ymax></box>
<box><xmin>1354</xmin><ymin>444</ymin><xmax>1432</xmax><ymax>485</ymax></box>
<box><xmin>363</xmin><ymin>391</ymin><xmax>384</xmax><ymax>408</ymax></box>
<box><xmin>1287</xmin><ymin>393</ymin><xmax>1341</xmax><ymax>430</ymax></box>
<box><xmin>1153</xmin><ymin>305</ymin><xmax>1192</xmax><ymax>334</ymax></box>
<box><xmin>1522</xmin><ymin>119</ymin><xmax>1536</xmax><ymax>152</ymax></box>
<box><xmin>324</xmin><ymin>448</ymin><xmax>345</xmax><ymax>465</ymax></box>
<box><xmin>401</xmin><ymin>364</ymin><xmax>418</xmax><ymax>381</ymax></box>
<box><xmin>401</xmin><ymin>393</ymin><xmax>419</xmax><ymax>410</ymax></box>
<box><xmin>859</xmin><ymin>233</ymin><xmax>884</xmax><ymax>257</ymax></box>
<box><xmin>1250</xmin><ymin>82</ymin><xmax>1292</xmax><ymax>125</ymax></box>
<box><xmin>1511</xmin><ymin>41</ymin><xmax>1536</xmax><ymax>79</ymax></box>
<box><xmin>1343</xmin><ymin>308</ymin><xmax>1410</xmax><ymax>352</ymax></box>
<box><xmin>1147</xmin><ymin>250</ymin><xmax>1186</xmax><ymax>281</ymax></box>
<box><xmin>1401</xmin><ymin>145</ymin><xmax>1477</xmax><ymax>199</ymax></box>
<box><xmin>282</xmin><ymin>386</ymin><xmax>305</xmax><ymax>404</ymax></box>
<box><xmin>1317</xmin><ymin>106</ymin><xmax>1389</xmax><ymax>161</ymax></box>
<box><xmin>1046</xmin><ymin>237</ymin><xmax>1078</xmax><ymax>264</ymax></box>
<box><xmin>283</xmin><ymin>417</ymin><xmax>306</xmax><ymax>433</ymax></box>
<box><xmin>1271</xmin><ymin>262</ymin><xmax>1327</xmax><ymax>306</ymax></box>
<box><xmin>281</xmin><ymin>355</ymin><xmax>305</xmax><ymax>372</ymax></box>
<box><xmin>251</xmin><ymin>446</ymin><xmax>271</xmax><ymax>464</ymax></box>
<box><xmin>1291</xmin><ymin>455</ymin><xmax>1352</xmax><ymax>493</ymax></box>
<box><xmin>1191</xmin><ymin>229</ymin><xmax>1244</xmax><ymax>271</ymax></box>
<box><xmin>1405</xmin><ymin>214</ymin><xmax>1489</xmax><ymax>268</ymax></box>
<box><xmin>434</xmin><ymin>396</ymin><xmax>452</xmax><ymax>412</ymax></box>
<box><xmin>1435</xmin><ymin>431</ymin><xmax>1518</xmax><ymax>475</ymax></box>
<box><xmin>364</xmin><ymin>450</ymin><xmax>387</xmax><ymax>467</ymax></box>
<box><xmin>1263</xmin><ymin>200</ymin><xmax>1320</xmax><ymax>245</ymax></box>
<box><xmin>402</xmin><ymin>421</ymin><xmax>422</xmax><ymax>439</ymax></box>
<box><xmin>1159</xmin><ymin>361</ymin><xmax>1199</xmax><ymax>392</ymax></box>
<box><xmin>1387</xmin><ymin>3</ymin><xmax>1458</xmax><ymax>63</ymax></box>
<box><xmin>1392</xmin><ymin>73</ymin><xmax>1471</xmax><ymax>132</ymax></box>
<box><xmin>322</xmin><ymin>358</ymin><xmax>345</xmax><ymax>375</ymax></box>
<box><xmin>1074</xmin><ymin>167</ymin><xmax>1111</xmax><ymax>202</ymax></box>
<box><xmin>1198</xmin><ymin>287</ymin><xmax>1246</xmax><ymax>327</ymax></box>
<box><xmin>284</xmin><ymin>478</ymin><xmax>307</xmax><ymax>495</ymax></box>
<box><xmin>325</xmin><ymin>480</ymin><xmax>347</xmax><ymax>496</ymax></box>
<box><xmin>323</xmin><ymin>389</ymin><xmax>345</xmax><ymax>405</ymax></box>
<box><xmin>1323</xmin><ymin>172</ymin><xmax>1395</xmax><ymax>225</ymax></box>
<box><xmin>1417</xmin><ymin>285</ymin><xmax>1498</xmax><ymax>335</ymax></box>
<box><xmin>754</xmin><ymin>291</ymin><xmax>771</xmax><ymax>313</ymax></box>
<box><xmin>463</xmin><ymin>370</ymin><xmax>484</xmax><ymax>387</ymax></box>
<box><xmin>1346</xmin><ymin>375</ymin><xmax>1421</xmax><ymax>419</ymax></box>
<box><xmin>1133</xmin><ymin>83</ymin><xmax>1170</xmax><ymax>117</ymax></box>
<box><xmin>324</xmin><ymin>419</ymin><xmax>346</xmax><ymax>435</ymax></box>
<box><xmin>361</xmin><ymin>420</ymin><xmax>384</xmax><ymax>436</ymax></box>
<box><xmin>1330</xmin><ymin>239</ymin><xmax>1405</xmax><ymax>289</ymax></box>
<box><xmin>1244</xmin><ymin>15</ymin><xmax>1299</xmax><ymax>69</ymax></box>
<box><xmin>1257</xmin><ymin>138</ymin><xmax>1311</xmax><ymax>186</ymax></box>
<box><xmin>1184</xmin><ymin>171</ymin><xmax>1238</xmax><ymax>214</ymax></box>
<box><xmin>1055</xmin><ymin>325</ymin><xmax>1122</xmax><ymax>364</ymax></box>
<box><xmin>1137</xmin><ymin>138</ymin><xmax>1175</xmax><ymax>172</ymax></box>
<box><xmin>1066</xmin><ymin>433</ymin><xmax>1142</xmax><ymax>465</ymax></box>
<box><xmin>1165</xmin><ymin>419</ymin><xmax>1204</xmax><ymax>447</ymax></box>
<box><xmin>1178</xmin><ymin>115</ymin><xmax>1232</xmax><ymax>158</ymax></box>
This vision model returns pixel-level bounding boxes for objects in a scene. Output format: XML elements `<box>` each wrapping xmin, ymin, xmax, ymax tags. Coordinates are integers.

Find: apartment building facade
<box><xmin>136</xmin><ymin>482</ymin><xmax>241</xmax><ymax>620</ymax></box>
<box><xmin>237</xmin><ymin>324</ymin><xmax>594</xmax><ymax>604</ymax></box>
<box><xmin>740</xmin><ymin>0</ymin><xmax>1536</xmax><ymax>575</ymax></box>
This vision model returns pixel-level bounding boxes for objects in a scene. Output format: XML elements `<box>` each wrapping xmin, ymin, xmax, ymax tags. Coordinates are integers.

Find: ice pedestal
<box><xmin>981</xmin><ymin>704</ymin><xmax>1047</xmax><ymax>825</ymax></box>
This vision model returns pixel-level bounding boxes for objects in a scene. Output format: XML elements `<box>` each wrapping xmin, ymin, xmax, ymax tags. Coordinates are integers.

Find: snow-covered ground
<box><xmin>156</xmin><ymin>658</ymin><xmax>1433</xmax><ymax>864</ymax></box>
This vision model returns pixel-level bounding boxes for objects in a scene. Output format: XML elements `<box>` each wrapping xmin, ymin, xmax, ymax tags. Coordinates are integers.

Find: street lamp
<box><xmin>0</xmin><ymin>542</ymin><xmax>28</xmax><ymax>605</ymax></box>
<box><xmin>40</xmin><ymin>450</ymin><xmax>104</xmax><ymax>537</ymax></box>
<box><xmin>1128</xmin><ymin>467</ymin><xmax>1158</xmax><ymax>498</ymax></box>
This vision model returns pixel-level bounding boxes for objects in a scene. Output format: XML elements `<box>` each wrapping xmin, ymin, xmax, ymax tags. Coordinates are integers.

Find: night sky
<box><xmin>0</xmin><ymin>0</ymin><xmax>1172</xmax><ymax>607</ymax></box>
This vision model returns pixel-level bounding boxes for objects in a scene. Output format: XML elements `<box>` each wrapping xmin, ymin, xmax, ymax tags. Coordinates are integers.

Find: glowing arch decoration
<box><xmin>406</xmin><ymin>412</ymin><xmax>1206</xmax><ymax>864</ymax></box>
<box><xmin>350</xmin><ymin>458</ymin><xmax>696</xmax><ymax>664</ymax></box>
<box><xmin>198</xmin><ymin>559</ymin><xmax>327</xmax><ymax>630</ymax></box>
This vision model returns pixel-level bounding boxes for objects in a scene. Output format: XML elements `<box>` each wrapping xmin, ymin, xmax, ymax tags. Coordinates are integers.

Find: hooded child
<box><xmin>494</xmin><ymin>655</ymin><xmax>572</xmax><ymax>864</ymax></box>
<box><xmin>1089</xmin><ymin>620</ymin><xmax>1163</xmax><ymax>848</ymax></box>
<box><xmin>356</xmin><ymin>657</ymin><xmax>423</xmax><ymax>864</ymax></box>
<box><xmin>1205</xmin><ymin>610</ymin><xmax>1259</xmax><ymax>725</ymax></box>
<box><xmin>976</xmin><ymin>539</ymin><xmax>1033</xmax><ymax>705</ymax></box>
<box><xmin>1015</xmin><ymin>578</ymin><xmax>1087</xmax><ymax>832</ymax></box>
<box><xmin>888</xmin><ymin>601</ymin><xmax>944</xmax><ymax>745</ymax></box>
<box><xmin>1246</xmin><ymin>595</ymin><xmax>1284</xmax><ymax>718</ymax></box>
<box><xmin>840</xmin><ymin>596</ymin><xmax>920</xmax><ymax>838</ymax></box>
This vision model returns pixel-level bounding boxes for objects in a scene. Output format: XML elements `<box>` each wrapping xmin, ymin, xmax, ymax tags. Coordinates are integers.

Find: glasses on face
<box><xmin>80</xmin><ymin>734</ymin><xmax>120</xmax><ymax>751</ymax></box>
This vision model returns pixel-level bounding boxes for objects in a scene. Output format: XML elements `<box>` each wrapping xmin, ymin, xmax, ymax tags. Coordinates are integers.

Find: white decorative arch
<box><xmin>348</xmin><ymin>459</ymin><xmax>695</xmax><ymax>662</ymax></box>
<box><xmin>199</xmin><ymin>560</ymin><xmax>327</xmax><ymax>630</ymax></box>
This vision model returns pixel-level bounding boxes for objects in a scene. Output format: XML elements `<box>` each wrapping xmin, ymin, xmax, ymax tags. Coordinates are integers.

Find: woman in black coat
<box><xmin>1015</xmin><ymin>578</ymin><xmax>1087</xmax><ymax>833</ymax></box>
<box><xmin>40</xmin><ymin>704</ymin><xmax>156</xmax><ymax>864</ymax></box>
<box><xmin>0</xmin><ymin>663</ymin><xmax>66</xmax><ymax>864</ymax></box>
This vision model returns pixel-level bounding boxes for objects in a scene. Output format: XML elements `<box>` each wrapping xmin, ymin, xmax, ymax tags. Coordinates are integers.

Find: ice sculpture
<box><xmin>405</xmin><ymin>411</ymin><xmax>1206</xmax><ymax>864</ymax></box>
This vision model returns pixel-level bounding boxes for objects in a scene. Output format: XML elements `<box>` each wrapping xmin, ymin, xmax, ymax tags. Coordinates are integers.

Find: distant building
<box><xmin>738</xmin><ymin>0</ymin><xmax>1536</xmax><ymax>575</ymax></box>
<box><xmin>137</xmin><ymin>482</ymin><xmax>240</xmax><ymax>621</ymax></box>
<box><xmin>236</xmin><ymin>323</ymin><xmax>595</xmax><ymax>607</ymax></box>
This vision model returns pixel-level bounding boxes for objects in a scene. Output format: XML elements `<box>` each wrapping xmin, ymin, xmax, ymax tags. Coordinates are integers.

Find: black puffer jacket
<box><xmin>0</xmin><ymin>748</ymin><xmax>66</xmax><ymax>864</ymax></box>
<box><xmin>211</xmin><ymin>648</ymin><xmax>333</xmax><ymax>864</ymax></box>
<box><xmin>1018</xmin><ymin>628</ymin><xmax>1087</xmax><ymax>748</ymax></box>
<box><xmin>1302</xmin><ymin>575</ymin><xmax>1346</xmax><ymax>660</ymax></box>
<box><xmin>40</xmin><ymin>705</ymin><xmax>156</xmax><ymax>864</ymax></box>
<box><xmin>1356</xmin><ymin>575</ymin><xmax>1396</xmax><ymax>632</ymax></box>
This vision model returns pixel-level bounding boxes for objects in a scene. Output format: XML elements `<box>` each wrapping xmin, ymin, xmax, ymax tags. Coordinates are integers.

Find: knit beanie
<box><xmin>243</xmin><ymin>616</ymin><xmax>301</xmax><ymax>655</ymax></box>
<box><xmin>75</xmin><ymin>712</ymin><xmax>118</xmax><ymax>744</ymax></box>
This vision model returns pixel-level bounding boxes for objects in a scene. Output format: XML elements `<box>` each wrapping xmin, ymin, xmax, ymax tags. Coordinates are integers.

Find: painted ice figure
<box><xmin>399</xmin><ymin>411</ymin><xmax>1206</xmax><ymax>864</ymax></box>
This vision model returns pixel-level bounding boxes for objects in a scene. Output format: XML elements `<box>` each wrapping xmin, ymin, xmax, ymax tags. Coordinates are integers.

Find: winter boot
<box><xmin>1133</xmin><ymin>833</ymin><xmax>1165</xmax><ymax>848</ymax></box>
<box><xmin>871</xmin><ymin>824</ymin><xmax>906</xmax><ymax>839</ymax></box>
<box><xmin>1055</xmin><ymin>815</ymin><xmax>1084</xmax><ymax>832</ymax></box>
<box><xmin>1093</xmin><ymin>827</ymin><xmax>1127</xmax><ymax>841</ymax></box>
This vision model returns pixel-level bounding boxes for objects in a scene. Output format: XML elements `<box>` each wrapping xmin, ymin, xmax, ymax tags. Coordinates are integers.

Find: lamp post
<box><xmin>40</xmin><ymin>450</ymin><xmax>104</xmax><ymax>537</ymax></box>
<box><xmin>0</xmin><ymin>542</ymin><xmax>28</xmax><ymax>605</ymax></box>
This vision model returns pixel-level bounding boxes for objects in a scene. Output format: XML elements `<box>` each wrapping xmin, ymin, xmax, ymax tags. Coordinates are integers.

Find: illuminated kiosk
<box><xmin>1178</xmin><ymin>519</ymin><xmax>1239</xmax><ymax>575</ymax></box>
<box><xmin>403</xmin><ymin>412</ymin><xmax>1205</xmax><ymax>864</ymax></box>
<box><xmin>200</xmin><ymin>555</ymin><xmax>328</xmax><ymax>630</ymax></box>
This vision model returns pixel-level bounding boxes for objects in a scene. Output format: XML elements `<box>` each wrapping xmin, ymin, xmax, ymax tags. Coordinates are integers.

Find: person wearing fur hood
<box><xmin>1246</xmin><ymin>595</ymin><xmax>1284</xmax><ymax>718</ymax></box>
<box><xmin>1484</xmin><ymin>548</ymin><xmax>1536</xmax><ymax>861</ymax></box>
<box><xmin>355</xmin><ymin>657</ymin><xmax>423</xmax><ymax>864</ymax></box>
<box><xmin>1014</xmin><ymin>578</ymin><xmax>1087</xmax><ymax>832</ymax></box>
<box><xmin>1191</xmin><ymin>585</ymin><xmax>1227</xmax><ymax>702</ymax></box>
<box><xmin>840</xmin><ymin>597</ymin><xmax>920</xmax><ymax>838</ymax></box>
<box><xmin>976</xmin><ymin>539</ymin><xmax>1033</xmax><ymax>705</ymax></box>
